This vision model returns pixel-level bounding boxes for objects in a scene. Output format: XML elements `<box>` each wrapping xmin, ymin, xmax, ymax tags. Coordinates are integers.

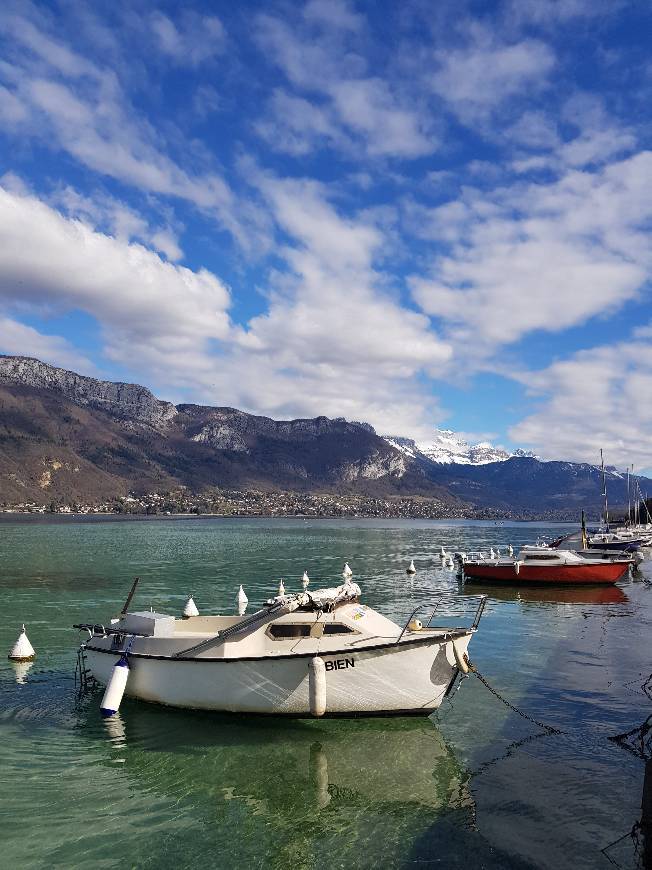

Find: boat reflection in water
<box><xmin>460</xmin><ymin>583</ymin><xmax>628</xmax><ymax>606</ymax></box>
<box><xmin>90</xmin><ymin>704</ymin><xmax>474</xmax><ymax>866</ymax></box>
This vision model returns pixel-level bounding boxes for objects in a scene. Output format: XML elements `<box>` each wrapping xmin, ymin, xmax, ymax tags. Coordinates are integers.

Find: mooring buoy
<box><xmin>183</xmin><ymin>596</ymin><xmax>199</xmax><ymax>618</ymax></box>
<box><xmin>237</xmin><ymin>585</ymin><xmax>248</xmax><ymax>615</ymax></box>
<box><xmin>8</xmin><ymin>625</ymin><xmax>36</xmax><ymax>662</ymax></box>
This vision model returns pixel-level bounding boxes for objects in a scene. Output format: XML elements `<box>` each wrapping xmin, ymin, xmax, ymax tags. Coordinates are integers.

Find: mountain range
<box><xmin>0</xmin><ymin>355</ymin><xmax>647</xmax><ymax>518</ymax></box>
<box><xmin>385</xmin><ymin>431</ymin><xmax>536</xmax><ymax>466</ymax></box>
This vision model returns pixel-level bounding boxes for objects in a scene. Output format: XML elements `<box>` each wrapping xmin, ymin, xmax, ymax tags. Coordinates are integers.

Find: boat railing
<box><xmin>396</xmin><ymin>593</ymin><xmax>487</xmax><ymax>644</ymax></box>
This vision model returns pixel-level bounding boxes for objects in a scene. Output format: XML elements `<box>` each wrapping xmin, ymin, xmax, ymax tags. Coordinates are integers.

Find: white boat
<box><xmin>75</xmin><ymin>581</ymin><xmax>486</xmax><ymax>718</ymax></box>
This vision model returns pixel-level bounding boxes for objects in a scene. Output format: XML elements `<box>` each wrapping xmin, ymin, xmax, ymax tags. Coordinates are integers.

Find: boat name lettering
<box><xmin>325</xmin><ymin>658</ymin><xmax>355</xmax><ymax>671</ymax></box>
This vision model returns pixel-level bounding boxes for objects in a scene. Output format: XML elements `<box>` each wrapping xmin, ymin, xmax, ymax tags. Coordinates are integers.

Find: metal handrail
<box><xmin>396</xmin><ymin>593</ymin><xmax>487</xmax><ymax>644</ymax></box>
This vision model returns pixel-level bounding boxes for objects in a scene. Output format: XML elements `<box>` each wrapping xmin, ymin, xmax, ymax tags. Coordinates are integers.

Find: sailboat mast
<box><xmin>600</xmin><ymin>449</ymin><xmax>610</xmax><ymax>529</ymax></box>
<box><xmin>627</xmin><ymin>465</ymin><xmax>631</xmax><ymax>527</ymax></box>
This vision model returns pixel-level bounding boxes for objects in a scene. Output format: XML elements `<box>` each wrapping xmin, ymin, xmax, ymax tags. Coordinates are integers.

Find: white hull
<box><xmin>86</xmin><ymin>633</ymin><xmax>470</xmax><ymax>716</ymax></box>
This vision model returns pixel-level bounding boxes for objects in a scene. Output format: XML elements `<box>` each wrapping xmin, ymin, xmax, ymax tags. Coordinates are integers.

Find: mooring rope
<box><xmin>464</xmin><ymin>656</ymin><xmax>562</xmax><ymax>735</ymax></box>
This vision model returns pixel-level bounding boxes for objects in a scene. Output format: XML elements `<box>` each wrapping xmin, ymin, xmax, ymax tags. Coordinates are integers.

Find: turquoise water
<box><xmin>0</xmin><ymin>518</ymin><xmax>650</xmax><ymax>869</ymax></box>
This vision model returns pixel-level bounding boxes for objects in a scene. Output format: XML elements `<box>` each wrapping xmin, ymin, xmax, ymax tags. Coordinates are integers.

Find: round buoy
<box><xmin>182</xmin><ymin>596</ymin><xmax>199</xmax><ymax>618</ymax></box>
<box><xmin>408</xmin><ymin>618</ymin><xmax>423</xmax><ymax>631</ymax></box>
<box><xmin>309</xmin><ymin>656</ymin><xmax>327</xmax><ymax>717</ymax></box>
<box><xmin>407</xmin><ymin>559</ymin><xmax>416</xmax><ymax>574</ymax></box>
<box><xmin>8</xmin><ymin>625</ymin><xmax>36</xmax><ymax>662</ymax></box>
<box><xmin>100</xmin><ymin>654</ymin><xmax>130</xmax><ymax>718</ymax></box>
<box><xmin>237</xmin><ymin>585</ymin><xmax>248</xmax><ymax>616</ymax></box>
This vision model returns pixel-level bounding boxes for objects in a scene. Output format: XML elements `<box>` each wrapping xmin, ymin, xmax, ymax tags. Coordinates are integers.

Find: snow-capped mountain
<box><xmin>384</xmin><ymin>429</ymin><xmax>536</xmax><ymax>466</ymax></box>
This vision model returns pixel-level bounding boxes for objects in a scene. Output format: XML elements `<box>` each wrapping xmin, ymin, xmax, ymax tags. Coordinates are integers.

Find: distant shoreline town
<box><xmin>0</xmin><ymin>488</ymin><xmax>594</xmax><ymax>522</ymax></box>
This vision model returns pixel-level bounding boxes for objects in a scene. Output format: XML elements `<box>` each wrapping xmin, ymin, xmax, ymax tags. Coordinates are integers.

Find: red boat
<box><xmin>462</xmin><ymin>546</ymin><xmax>630</xmax><ymax>586</ymax></box>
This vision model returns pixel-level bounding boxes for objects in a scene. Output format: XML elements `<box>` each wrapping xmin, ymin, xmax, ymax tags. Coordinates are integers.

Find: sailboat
<box><xmin>75</xmin><ymin>579</ymin><xmax>487</xmax><ymax>718</ymax></box>
<box><xmin>587</xmin><ymin>451</ymin><xmax>649</xmax><ymax>551</ymax></box>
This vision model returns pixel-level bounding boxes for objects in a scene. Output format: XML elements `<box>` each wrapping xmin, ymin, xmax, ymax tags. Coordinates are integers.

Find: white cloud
<box><xmin>0</xmin><ymin>186</ymin><xmax>231</xmax><ymax>366</ymax></box>
<box><xmin>0</xmin><ymin>316</ymin><xmax>96</xmax><ymax>373</ymax></box>
<box><xmin>510</xmin><ymin>339</ymin><xmax>652</xmax><ymax>469</ymax></box>
<box><xmin>205</xmin><ymin>173</ymin><xmax>452</xmax><ymax>436</ymax></box>
<box><xmin>255</xmin><ymin>7</ymin><xmax>435</xmax><ymax>158</ymax></box>
<box><xmin>431</xmin><ymin>36</ymin><xmax>555</xmax><ymax>122</ymax></box>
<box><xmin>150</xmin><ymin>11</ymin><xmax>226</xmax><ymax>67</ymax></box>
<box><xmin>51</xmin><ymin>183</ymin><xmax>183</xmax><ymax>261</ymax></box>
<box><xmin>0</xmin><ymin>9</ymin><xmax>260</xmax><ymax>247</ymax></box>
<box><xmin>410</xmin><ymin>151</ymin><xmax>652</xmax><ymax>352</ymax></box>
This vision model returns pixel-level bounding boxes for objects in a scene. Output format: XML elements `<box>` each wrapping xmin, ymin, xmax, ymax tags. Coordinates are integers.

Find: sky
<box><xmin>1</xmin><ymin>0</ymin><xmax>652</xmax><ymax>469</ymax></box>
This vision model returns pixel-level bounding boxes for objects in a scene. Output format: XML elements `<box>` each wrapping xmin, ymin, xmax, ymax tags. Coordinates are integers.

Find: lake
<box><xmin>0</xmin><ymin>517</ymin><xmax>649</xmax><ymax>869</ymax></box>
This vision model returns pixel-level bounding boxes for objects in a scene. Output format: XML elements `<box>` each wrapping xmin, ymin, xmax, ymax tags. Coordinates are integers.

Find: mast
<box><xmin>600</xmin><ymin>449</ymin><xmax>610</xmax><ymax>530</ymax></box>
<box><xmin>627</xmin><ymin>465</ymin><xmax>631</xmax><ymax>527</ymax></box>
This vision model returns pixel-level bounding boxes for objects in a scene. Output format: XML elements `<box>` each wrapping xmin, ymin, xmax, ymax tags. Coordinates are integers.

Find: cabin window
<box><xmin>268</xmin><ymin>624</ymin><xmax>312</xmax><ymax>639</ymax></box>
<box><xmin>323</xmin><ymin>623</ymin><xmax>354</xmax><ymax>635</ymax></box>
<box><xmin>524</xmin><ymin>554</ymin><xmax>558</xmax><ymax>560</ymax></box>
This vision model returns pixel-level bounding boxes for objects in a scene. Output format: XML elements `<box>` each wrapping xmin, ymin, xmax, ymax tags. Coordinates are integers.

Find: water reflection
<box><xmin>10</xmin><ymin>660</ymin><xmax>33</xmax><ymax>684</ymax></box>
<box><xmin>87</xmin><ymin>705</ymin><xmax>475</xmax><ymax>867</ymax></box>
<box><xmin>461</xmin><ymin>583</ymin><xmax>628</xmax><ymax>606</ymax></box>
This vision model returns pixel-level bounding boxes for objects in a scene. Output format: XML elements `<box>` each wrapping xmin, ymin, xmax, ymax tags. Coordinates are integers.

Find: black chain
<box><xmin>465</xmin><ymin>656</ymin><xmax>562</xmax><ymax>735</ymax></box>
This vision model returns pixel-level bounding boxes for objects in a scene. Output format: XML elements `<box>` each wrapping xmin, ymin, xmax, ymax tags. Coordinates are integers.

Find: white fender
<box><xmin>302</xmin><ymin>571</ymin><xmax>310</xmax><ymax>589</ymax></box>
<box><xmin>514</xmin><ymin>561</ymin><xmax>521</xmax><ymax>575</ymax></box>
<box><xmin>309</xmin><ymin>656</ymin><xmax>327</xmax><ymax>717</ymax></box>
<box><xmin>100</xmin><ymin>655</ymin><xmax>130</xmax><ymax>718</ymax></box>
<box><xmin>452</xmin><ymin>639</ymin><xmax>469</xmax><ymax>674</ymax></box>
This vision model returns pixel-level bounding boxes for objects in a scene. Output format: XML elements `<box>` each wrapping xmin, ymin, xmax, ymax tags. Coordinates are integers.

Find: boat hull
<box><xmin>463</xmin><ymin>561</ymin><xmax>628</xmax><ymax>585</ymax></box>
<box><xmin>85</xmin><ymin>633</ymin><xmax>471</xmax><ymax>717</ymax></box>
<box><xmin>588</xmin><ymin>539</ymin><xmax>642</xmax><ymax>551</ymax></box>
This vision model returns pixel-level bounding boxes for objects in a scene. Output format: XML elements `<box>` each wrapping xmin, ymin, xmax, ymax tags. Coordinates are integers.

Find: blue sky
<box><xmin>1</xmin><ymin>0</ymin><xmax>651</xmax><ymax>468</ymax></box>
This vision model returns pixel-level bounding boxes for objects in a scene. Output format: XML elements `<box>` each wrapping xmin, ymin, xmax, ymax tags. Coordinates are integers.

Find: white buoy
<box><xmin>342</xmin><ymin>563</ymin><xmax>353</xmax><ymax>578</ymax></box>
<box><xmin>309</xmin><ymin>656</ymin><xmax>327</xmax><ymax>717</ymax></box>
<box><xmin>8</xmin><ymin>625</ymin><xmax>36</xmax><ymax>662</ymax></box>
<box><xmin>182</xmin><ymin>596</ymin><xmax>199</xmax><ymax>618</ymax></box>
<box><xmin>278</xmin><ymin>579</ymin><xmax>286</xmax><ymax>597</ymax></box>
<box><xmin>237</xmin><ymin>585</ymin><xmax>248</xmax><ymax>616</ymax></box>
<box><xmin>508</xmin><ymin>544</ymin><xmax>514</xmax><ymax>557</ymax></box>
<box><xmin>100</xmin><ymin>654</ymin><xmax>130</xmax><ymax>718</ymax></box>
<box><xmin>406</xmin><ymin>559</ymin><xmax>416</xmax><ymax>574</ymax></box>
<box><xmin>302</xmin><ymin>571</ymin><xmax>310</xmax><ymax>589</ymax></box>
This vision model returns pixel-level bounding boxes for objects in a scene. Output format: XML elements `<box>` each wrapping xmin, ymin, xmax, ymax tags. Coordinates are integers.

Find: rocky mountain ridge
<box><xmin>0</xmin><ymin>355</ymin><xmax>176</xmax><ymax>430</ymax></box>
<box><xmin>0</xmin><ymin>356</ymin><xmax>446</xmax><ymax>506</ymax></box>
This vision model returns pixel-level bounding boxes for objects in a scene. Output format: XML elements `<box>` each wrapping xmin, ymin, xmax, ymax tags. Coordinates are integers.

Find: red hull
<box><xmin>463</xmin><ymin>561</ymin><xmax>628</xmax><ymax>585</ymax></box>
